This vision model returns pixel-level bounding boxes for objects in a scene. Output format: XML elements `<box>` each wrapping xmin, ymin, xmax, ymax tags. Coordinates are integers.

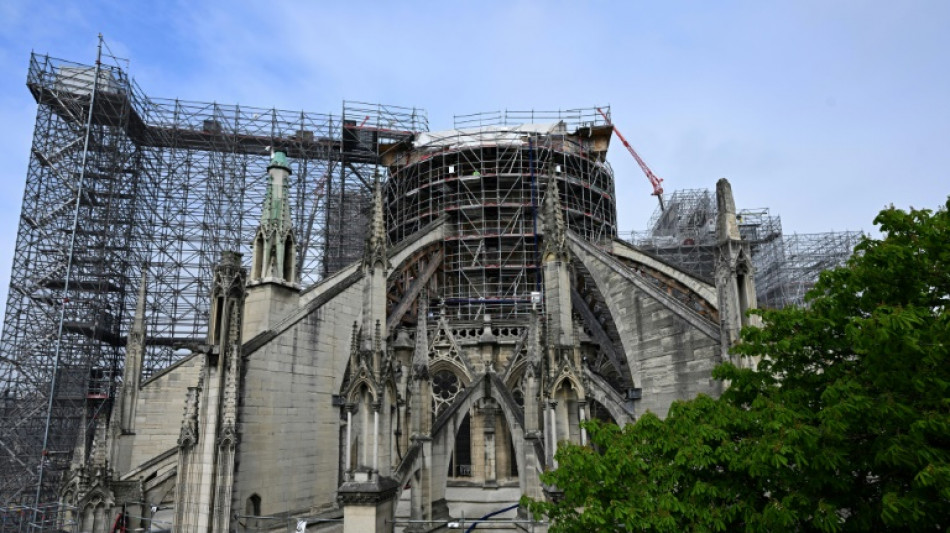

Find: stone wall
<box><xmin>128</xmin><ymin>355</ymin><xmax>203</xmax><ymax>470</ymax></box>
<box><xmin>628</xmin><ymin>293</ymin><xmax>722</xmax><ymax>416</ymax></box>
<box><xmin>233</xmin><ymin>279</ymin><xmax>363</xmax><ymax>517</ymax></box>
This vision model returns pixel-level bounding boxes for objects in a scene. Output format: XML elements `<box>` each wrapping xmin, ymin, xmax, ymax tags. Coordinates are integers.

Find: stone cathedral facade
<box><xmin>60</xmin><ymin>126</ymin><xmax>757</xmax><ymax>532</ymax></box>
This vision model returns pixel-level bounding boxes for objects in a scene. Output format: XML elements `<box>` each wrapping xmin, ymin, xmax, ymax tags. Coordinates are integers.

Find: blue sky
<box><xmin>0</xmin><ymin>1</ymin><xmax>948</xmax><ymax>325</ymax></box>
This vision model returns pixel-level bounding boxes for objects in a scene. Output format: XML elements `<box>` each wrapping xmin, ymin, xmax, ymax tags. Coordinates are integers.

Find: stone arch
<box><xmin>379</xmin><ymin>377</ymin><xmax>400</xmax><ymax>476</ymax></box>
<box><xmin>505</xmin><ymin>363</ymin><xmax>527</xmax><ymax>408</ymax></box>
<box><xmin>551</xmin><ymin>376</ymin><xmax>584</xmax><ymax>445</ymax></box>
<box><xmin>429</xmin><ymin>375</ymin><xmax>526</xmax><ymax>506</ymax></box>
<box><xmin>429</xmin><ymin>359</ymin><xmax>471</xmax><ymax>387</ymax></box>
<box><xmin>344</xmin><ymin>378</ymin><xmax>378</xmax><ymax>405</ymax></box>
<box><xmin>587</xmin><ymin>396</ymin><xmax>620</xmax><ymax>425</ymax></box>
<box><xmin>78</xmin><ymin>489</ymin><xmax>114</xmax><ymax>533</ymax></box>
<box><xmin>61</xmin><ymin>489</ymin><xmax>77</xmax><ymax>527</ymax></box>
<box><xmin>550</xmin><ymin>372</ymin><xmax>585</xmax><ymax>402</ymax></box>
<box><xmin>568</xmin><ymin>232</ymin><xmax>722</xmax><ymax>393</ymax></box>
<box><xmin>391</xmin><ymin>374</ymin><xmax>527</xmax><ymax>515</ymax></box>
<box><xmin>345</xmin><ymin>382</ymin><xmax>379</xmax><ymax>472</ymax></box>
<box><xmin>583</xmin><ymin>367</ymin><xmax>635</xmax><ymax>425</ymax></box>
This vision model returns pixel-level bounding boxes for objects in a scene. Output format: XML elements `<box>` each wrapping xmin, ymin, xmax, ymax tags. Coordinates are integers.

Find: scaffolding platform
<box><xmin>629</xmin><ymin>188</ymin><xmax>863</xmax><ymax>309</ymax></box>
<box><xmin>0</xmin><ymin>47</ymin><xmax>427</xmax><ymax>507</ymax></box>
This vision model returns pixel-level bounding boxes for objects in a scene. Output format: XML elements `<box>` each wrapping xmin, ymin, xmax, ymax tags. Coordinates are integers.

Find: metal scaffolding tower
<box><xmin>0</xmin><ymin>42</ymin><xmax>426</xmax><ymax>510</ymax></box>
<box><xmin>386</xmin><ymin>108</ymin><xmax>616</xmax><ymax>321</ymax></box>
<box><xmin>629</xmin><ymin>188</ymin><xmax>863</xmax><ymax>309</ymax></box>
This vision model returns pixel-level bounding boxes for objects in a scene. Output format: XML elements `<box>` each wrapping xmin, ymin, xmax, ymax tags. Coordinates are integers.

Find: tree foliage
<box><xmin>525</xmin><ymin>201</ymin><xmax>950</xmax><ymax>531</ymax></box>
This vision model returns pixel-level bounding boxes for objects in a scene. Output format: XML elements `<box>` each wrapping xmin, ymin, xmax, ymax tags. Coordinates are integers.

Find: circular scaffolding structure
<box><xmin>385</xmin><ymin>122</ymin><xmax>617</xmax><ymax>320</ymax></box>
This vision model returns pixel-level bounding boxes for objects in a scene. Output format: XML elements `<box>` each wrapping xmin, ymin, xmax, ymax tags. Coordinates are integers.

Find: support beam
<box><xmin>568</xmin><ymin>232</ymin><xmax>721</xmax><ymax>341</ymax></box>
<box><xmin>570</xmin><ymin>288</ymin><xmax>630</xmax><ymax>387</ymax></box>
<box><xmin>386</xmin><ymin>249</ymin><xmax>443</xmax><ymax>331</ymax></box>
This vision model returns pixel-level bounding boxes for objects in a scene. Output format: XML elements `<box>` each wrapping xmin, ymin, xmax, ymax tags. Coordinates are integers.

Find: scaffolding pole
<box><xmin>0</xmin><ymin>42</ymin><xmax>427</xmax><ymax>511</ymax></box>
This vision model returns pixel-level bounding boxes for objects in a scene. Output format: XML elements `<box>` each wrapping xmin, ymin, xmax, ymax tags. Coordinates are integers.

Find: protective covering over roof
<box><xmin>413</xmin><ymin>122</ymin><xmax>567</xmax><ymax>150</ymax></box>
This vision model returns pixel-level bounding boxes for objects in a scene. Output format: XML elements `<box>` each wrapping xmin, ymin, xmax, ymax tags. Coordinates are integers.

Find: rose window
<box><xmin>431</xmin><ymin>370</ymin><xmax>464</xmax><ymax>418</ymax></box>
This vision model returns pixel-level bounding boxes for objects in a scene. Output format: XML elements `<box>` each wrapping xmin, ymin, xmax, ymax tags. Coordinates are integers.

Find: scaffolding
<box><xmin>386</xmin><ymin>108</ymin><xmax>615</xmax><ymax>320</ymax></box>
<box><xmin>754</xmin><ymin>231</ymin><xmax>864</xmax><ymax>308</ymax></box>
<box><xmin>0</xmin><ymin>42</ymin><xmax>426</xmax><ymax>509</ymax></box>
<box><xmin>629</xmin><ymin>189</ymin><xmax>862</xmax><ymax>309</ymax></box>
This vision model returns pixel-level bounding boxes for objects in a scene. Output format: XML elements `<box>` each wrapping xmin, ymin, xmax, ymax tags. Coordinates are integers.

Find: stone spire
<box><xmin>542</xmin><ymin>177</ymin><xmax>569</xmax><ymax>262</ymax></box>
<box><xmin>360</xmin><ymin>173</ymin><xmax>389</xmax><ymax>356</ymax></box>
<box><xmin>116</xmin><ymin>266</ymin><xmax>147</xmax><ymax>432</ymax></box>
<box><xmin>716</xmin><ymin>178</ymin><xmax>741</xmax><ymax>244</ymax></box>
<box><xmin>363</xmin><ymin>173</ymin><xmax>389</xmax><ymax>272</ymax></box>
<box><xmin>714</xmin><ymin>178</ymin><xmax>758</xmax><ymax>366</ymax></box>
<box><xmin>263</xmin><ymin>152</ymin><xmax>293</xmax><ymax>228</ymax></box>
<box><xmin>249</xmin><ymin>151</ymin><xmax>298</xmax><ymax>285</ymax></box>
<box><xmin>541</xmin><ymin>176</ymin><xmax>575</xmax><ymax>349</ymax></box>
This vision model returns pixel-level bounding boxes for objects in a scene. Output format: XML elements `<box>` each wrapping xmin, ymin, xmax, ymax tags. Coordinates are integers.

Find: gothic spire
<box><xmin>115</xmin><ymin>265</ymin><xmax>147</xmax><ymax>432</ymax></box>
<box><xmin>127</xmin><ymin>266</ymin><xmax>147</xmax><ymax>381</ymax></box>
<box><xmin>716</xmin><ymin>177</ymin><xmax>741</xmax><ymax>244</ymax></box>
<box><xmin>262</xmin><ymin>151</ymin><xmax>293</xmax><ymax>228</ymax></box>
<box><xmin>362</xmin><ymin>172</ymin><xmax>389</xmax><ymax>272</ymax></box>
<box><xmin>250</xmin><ymin>151</ymin><xmax>298</xmax><ymax>285</ymax></box>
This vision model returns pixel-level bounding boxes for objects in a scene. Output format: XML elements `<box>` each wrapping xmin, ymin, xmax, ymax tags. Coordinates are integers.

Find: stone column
<box><xmin>344</xmin><ymin>404</ymin><xmax>355</xmax><ymax>480</ymax></box>
<box><xmin>372</xmin><ymin>403</ymin><xmax>380</xmax><ymax>474</ymax></box>
<box><xmin>406</xmin><ymin>469</ymin><xmax>424</xmax><ymax>533</ymax></box>
<box><xmin>546</xmin><ymin>400</ymin><xmax>558</xmax><ymax>467</ymax></box>
<box><xmin>483</xmin><ymin>406</ymin><xmax>497</xmax><ymax>488</ymax></box>
<box><xmin>338</xmin><ymin>477</ymin><xmax>400</xmax><ymax>533</ymax></box>
<box><xmin>578</xmin><ymin>400</ymin><xmax>588</xmax><ymax>446</ymax></box>
<box><xmin>715</xmin><ymin>178</ymin><xmax>759</xmax><ymax>368</ymax></box>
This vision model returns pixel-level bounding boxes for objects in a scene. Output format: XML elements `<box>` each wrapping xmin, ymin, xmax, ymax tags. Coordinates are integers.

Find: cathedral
<box><xmin>60</xmin><ymin>123</ymin><xmax>756</xmax><ymax>532</ymax></box>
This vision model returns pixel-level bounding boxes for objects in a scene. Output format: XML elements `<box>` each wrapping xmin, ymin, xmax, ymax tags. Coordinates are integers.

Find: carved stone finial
<box><xmin>178</xmin><ymin>385</ymin><xmax>200</xmax><ymax>448</ymax></box>
<box><xmin>526</xmin><ymin>307</ymin><xmax>542</xmax><ymax>375</ymax></box>
<box><xmin>374</xmin><ymin>320</ymin><xmax>382</xmax><ymax>356</ymax></box>
<box><xmin>348</xmin><ymin>321</ymin><xmax>361</xmax><ymax>370</ymax></box>
<box><xmin>411</xmin><ymin>290</ymin><xmax>430</xmax><ymax>380</ymax></box>
<box><xmin>115</xmin><ymin>265</ymin><xmax>148</xmax><ymax>433</ymax></box>
<box><xmin>716</xmin><ymin>178</ymin><xmax>740</xmax><ymax>244</ymax></box>
<box><xmin>268</xmin><ymin>150</ymin><xmax>291</xmax><ymax>171</ymax></box>
<box><xmin>542</xmin><ymin>177</ymin><xmax>570</xmax><ymax>262</ymax></box>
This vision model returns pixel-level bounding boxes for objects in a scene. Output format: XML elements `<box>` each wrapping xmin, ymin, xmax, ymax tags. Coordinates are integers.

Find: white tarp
<box><xmin>55</xmin><ymin>66</ymin><xmax>120</xmax><ymax>96</ymax></box>
<box><xmin>413</xmin><ymin>122</ymin><xmax>566</xmax><ymax>150</ymax></box>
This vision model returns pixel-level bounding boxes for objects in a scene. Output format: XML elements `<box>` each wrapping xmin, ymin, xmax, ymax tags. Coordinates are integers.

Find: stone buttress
<box><xmin>174</xmin><ymin>251</ymin><xmax>247</xmax><ymax>532</ymax></box>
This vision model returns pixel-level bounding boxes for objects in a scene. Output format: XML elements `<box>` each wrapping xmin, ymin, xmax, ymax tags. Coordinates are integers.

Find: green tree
<box><xmin>525</xmin><ymin>201</ymin><xmax>950</xmax><ymax>531</ymax></box>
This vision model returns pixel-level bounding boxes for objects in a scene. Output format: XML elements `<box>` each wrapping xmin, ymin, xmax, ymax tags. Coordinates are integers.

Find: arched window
<box><xmin>283</xmin><ymin>235</ymin><xmax>295</xmax><ymax>281</ymax></box>
<box><xmin>252</xmin><ymin>234</ymin><xmax>264</xmax><ymax>279</ymax></box>
<box><xmin>246</xmin><ymin>494</ymin><xmax>262</xmax><ymax>530</ymax></box>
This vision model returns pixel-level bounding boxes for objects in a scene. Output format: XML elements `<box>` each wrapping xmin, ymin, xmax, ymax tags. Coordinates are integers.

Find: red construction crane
<box><xmin>597</xmin><ymin>108</ymin><xmax>665</xmax><ymax>211</ymax></box>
